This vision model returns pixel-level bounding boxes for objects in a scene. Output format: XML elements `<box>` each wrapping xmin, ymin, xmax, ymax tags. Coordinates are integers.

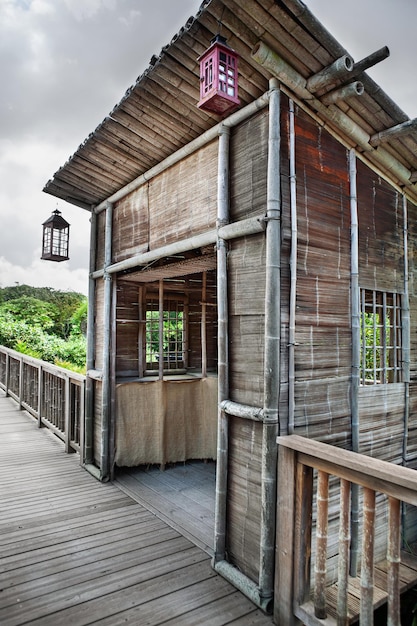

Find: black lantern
<box><xmin>197</xmin><ymin>34</ymin><xmax>240</xmax><ymax>115</ymax></box>
<box><xmin>41</xmin><ymin>209</ymin><xmax>70</xmax><ymax>262</ymax></box>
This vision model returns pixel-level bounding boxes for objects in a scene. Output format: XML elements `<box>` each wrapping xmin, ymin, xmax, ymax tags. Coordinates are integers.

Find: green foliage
<box><xmin>0</xmin><ymin>286</ymin><xmax>87</xmax><ymax>371</ymax></box>
<box><xmin>0</xmin><ymin>296</ymin><xmax>59</xmax><ymax>332</ymax></box>
<box><xmin>0</xmin><ymin>285</ymin><xmax>86</xmax><ymax>339</ymax></box>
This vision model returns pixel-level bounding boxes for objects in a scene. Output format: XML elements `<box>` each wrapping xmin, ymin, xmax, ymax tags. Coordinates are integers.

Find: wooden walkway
<box><xmin>115</xmin><ymin>461</ymin><xmax>216</xmax><ymax>556</ymax></box>
<box><xmin>0</xmin><ymin>392</ymin><xmax>274</xmax><ymax>626</ymax></box>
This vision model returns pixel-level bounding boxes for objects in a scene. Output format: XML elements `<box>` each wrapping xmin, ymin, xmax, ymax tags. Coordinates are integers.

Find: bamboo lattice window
<box><xmin>145</xmin><ymin>296</ymin><xmax>186</xmax><ymax>373</ymax></box>
<box><xmin>360</xmin><ymin>289</ymin><xmax>402</xmax><ymax>385</ymax></box>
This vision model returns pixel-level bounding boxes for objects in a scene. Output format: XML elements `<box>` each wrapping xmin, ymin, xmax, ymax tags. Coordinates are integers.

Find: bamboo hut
<box><xmin>44</xmin><ymin>0</ymin><xmax>417</xmax><ymax>619</ymax></box>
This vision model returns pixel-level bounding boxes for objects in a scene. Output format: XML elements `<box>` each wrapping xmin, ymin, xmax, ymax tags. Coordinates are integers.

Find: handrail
<box><xmin>276</xmin><ymin>435</ymin><xmax>417</xmax><ymax>625</ymax></box>
<box><xmin>0</xmin><ymin>345</ymin><xmax>85</xmax><ymax>461</ymax></box>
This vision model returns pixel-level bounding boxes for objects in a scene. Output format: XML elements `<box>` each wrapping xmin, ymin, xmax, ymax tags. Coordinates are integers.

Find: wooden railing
<box><xmin>276</xmin><ymin>435</ymin><xmax>417</xmax><ymax>626</ymax></box>
<box><xmin>0</xmin><ymin>346</ymin><xmax>85</xmax><ymax>460</ymax></box>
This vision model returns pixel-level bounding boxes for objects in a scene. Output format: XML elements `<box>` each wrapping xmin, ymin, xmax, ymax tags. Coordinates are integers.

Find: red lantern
<box><xmin>41</xmin><ymin>209</ymin><xmax>70</xmax><ymax>262</ymax></box>
<box><xmin>197</xmin><ymin>35</ymin><xmax>240</xmax><ymax>115</ymax></box>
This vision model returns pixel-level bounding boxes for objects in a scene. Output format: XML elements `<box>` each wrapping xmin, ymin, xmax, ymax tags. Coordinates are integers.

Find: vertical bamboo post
<box><xmin>158</xmin><ymin>279</ymin><xmax>164</xmax><ymax>381</ymax></box>
<box><xmin>349</xmin><ymin>148</ymin><xmax>360</xmax><ymax>576</ymax></box>
<box><xmin>288</xmin><ymin>98</ymin><xmax>297</xmax><ymax>435</ymax></box>
<box><xmin>138</xmin><ymin>286</ymin><xmax>145</xmax><ymax>378</ymax></box>
<box><xmin>402</xmin><ymin>194</ymin><xmax>410</xmax><ymax>462</ymax></box>
<box><xmin>201</xmin><ymin>271</ymin><xmax>207</xmax><ymax>378</ymax></box>
<box><xmin>387</xmin><ymin>496</ymin><xmax>401</xmax><ymax>626</ymax></box>
<box><xmin>101</xmin><ymin>201</ymin><xmax>113</xmax><ymax>481</ymax></box>
<box><xmin>109</xmin><ymin>278</ymin><xmax>117</xmax><ymax>480</ymax></box>
<box><xmin>360</xmin><ymin>487</ymin><xmax>376</xmax><ymax>625</ymax></box>
<box><xmin>337</xmin><ymin>478</ymin><xmax>351</xmax><ymax>625</ymax></box>
<box><xmin>214</xmin><ymin>124</ymin><xmax>231</xmax><ymax>565</ymax></box>
<box><xmin>18</xmin><ymin>356</ymin><xmax>23</xmax><ymax>409</ymax></box>
<box><xmin>259</xmin><ymin>77</ymin><xmax>281</xmax><ymax>604</ymax></box>
<box><xmin>85</xmin><ymin>209</ymin><xmax>97</xmax><ymax>466</ymax></box>
<box><xmin>314</xmin><ymin>470</ymin><xmax>329</xmax><ymax>619</ymax></box>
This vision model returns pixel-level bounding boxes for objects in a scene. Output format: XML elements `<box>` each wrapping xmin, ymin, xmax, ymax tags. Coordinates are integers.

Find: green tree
<box><xmin>0</xmin><ymin>297</ymin><xmax>58</xmax><ymax>332</ymax></box>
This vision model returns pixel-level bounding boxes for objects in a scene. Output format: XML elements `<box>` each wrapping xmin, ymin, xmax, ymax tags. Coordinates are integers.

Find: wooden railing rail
<box><xmin>276</xmin><ymin>435</ymin><xmax>417</xmax><ymax>626</ymax></box>
<box><xmin>0</xmin><ymin>346</ymin><xmax>85</xmax><ymax>461</ymax></box>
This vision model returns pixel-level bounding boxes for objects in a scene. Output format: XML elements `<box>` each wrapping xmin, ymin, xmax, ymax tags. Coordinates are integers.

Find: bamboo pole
<box><xmin>314</xmin><ymin>471</ymin><xmax>329</xmax><ymax>619</ymax></box>
<box><xmin>94</xmin><ymin>215</ymin><xmax>265</xmax><ymax>279</ymax></box>
<box><xmin>337</xmin><ymin>478</ymin><xmax>351</xmax><ymax>626</ymax></box>
<box><xmin>306</xmin><ymin>55</ymin><xmax>353</xmax><ymax>93</ymax></box>
<box><xmin>402</xmin><ymin>194</ymin><xmax>410</xmax><ymax>467</ymax></box>
<box><xmin>100</xmin><ymin>201</ymin><xmax>113</xmax><ymax>481</ymax></box>
<box><xmin>85</xmin><ymin>209</ymin><xmax>97</xmax><ymax>467</ymax></box>
<box><xmin>387</xmin><ymin>497</ymin><xmax>401</xmax><ymax>626</ymax></box>
<box><xmin>158</xmin><ymin>279</ymin><xmax>164</xmax><ymax>381</ymax></box>
<box><xmin>201</xmin><ymin>271</ymin><xmax>207</xmax><ymax>378</ymax></box>
<box><xmin>360</xmin><ymin>487</ymin><xmax>376</xmax><ymax>626</ymax></box>
<box><xmin>288</xmin><ymin>98</ymin><xmax>297</xmax><ymax>435</ymax></box>
<box><xmin>349</xmin><ymin>149</ymin><xmax>360</xmax><ymax>577</ymax></box>
<box><xmin>251</xmin><ymin>42</ymin><xmax>414</xmax><ymax>191</ymax></box>
<box><xmin>259</xmin><ymin>77</ymin><xmax>281</xmax><ymax>605</ymax></box>
<box><xmin>214</xmin><ymin>124</ymin><xmax>231</xmax><ymax>565</ymax></box>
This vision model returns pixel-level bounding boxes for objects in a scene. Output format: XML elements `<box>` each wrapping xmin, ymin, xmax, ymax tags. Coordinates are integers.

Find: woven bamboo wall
<box><xmin>148</xmin><ymin>141</ymin><xmax>218</xmax><ymax>250</ymax></box>
<box><xmin>291</xmin><ymin>105</ymin><xmax>352</xmax><ymax>446</ymax></box>
<box><xmin>115</xmin><ymin>280</ymin><xmax>140</xmax><ymax>377</ymax></box>
<box><xmin>230</xmin><ymin>110</ymin><xmax>268</xmax><ymax>222</ymax></box>
<box><xmin>113</xmin><ymin>185</ymin><xmax>149</xmax><ymax>264</ymax></box>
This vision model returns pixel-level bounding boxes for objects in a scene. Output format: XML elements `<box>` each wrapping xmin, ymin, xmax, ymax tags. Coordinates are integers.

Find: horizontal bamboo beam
<box><xmin>370</xmin><ymin>118</ymin><xmax>417</xmax><ymax>146</ymax></box>
<box><xmin>307</xmin><ymin>55</ymin><xmax>353</xmax><ymax>93</ymax></box>
<box><xmin>321</xmin><ymin>81</ymin><xmax>364</xmax><ymax>105</ymax></box>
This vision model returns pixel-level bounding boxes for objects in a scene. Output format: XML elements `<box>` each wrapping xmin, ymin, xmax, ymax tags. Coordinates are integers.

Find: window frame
<box><xmin>359</xmin><ymin>288</ymin><xmax>402</xmax><ymax>385</ymax></box>
<box><xmin>142</xmin><ymin>292</ymin><xmax>188</xmax><ymax>376</ymax></box>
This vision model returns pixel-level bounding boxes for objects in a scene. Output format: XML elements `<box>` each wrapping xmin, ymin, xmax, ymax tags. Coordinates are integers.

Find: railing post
<box><xmin>5</xmin><ymin>352</ymin><xmax>10</xmax><ymax>397</ymax></box>
<box><xmin>18</xmin><ymin>356</ymin><xmax>23</xmax><ymax>409</ymax></box>
<box><xmin>360</xmin><ymin>487</ymin><xmax>376</xmax><ymax>625</ymax></box>
<box><xmin>314</xmin><ymin>471</ymin><xmax>329</xmax><ymax>619</ymax></box>
<box><xmin>64</xmin><ymin>375</ymin><xmax>71</xmax><ymax>453</ymax></box>
<box><xmin>275</xmin><ymin>445</ymin><xmax>303</xmax><ymax>625</ymax></box>
<box><xmin>387</xmin><ymin>497</ymin><xmax>401</xmax><ymax>626</ymax></box>
<box><xmin>337</xmin><ymin>478</ymin><xmax>351</xmax><ymax>626</ymax></box>
<box><xmin>37</xmin><ymin>364</ymin><xmax>43</xmax><ymax>428</ymax></box>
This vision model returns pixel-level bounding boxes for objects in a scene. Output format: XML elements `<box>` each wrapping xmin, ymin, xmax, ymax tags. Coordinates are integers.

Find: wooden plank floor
<box><xmin>115</xmin><ymin>461</ymin><xmax>216</xmax><ymax>555</ymax></box>
<box><xmin>0</xmin><ymin>392</ymin><xmax>274</xmax><ymax>625</ymax></box>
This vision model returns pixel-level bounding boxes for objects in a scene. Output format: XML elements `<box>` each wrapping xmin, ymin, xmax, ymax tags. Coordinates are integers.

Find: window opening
<box><xmin>145</xmin><ymin>296</ymin><xmax>186</xmax><ymax>373</ymax></box>
<box><xmin>360</xmin><ymin>289</ymin><xmax>402</xmax><ymax>385</ymax></box>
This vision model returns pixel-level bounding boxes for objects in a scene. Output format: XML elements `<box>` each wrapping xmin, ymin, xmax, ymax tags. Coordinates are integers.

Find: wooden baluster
<box><xmin>387</xmin><ymin>497</ymin><xmax>401</xmax><ymax>626</ymax></box>
<box><xmin>337</xmin><ymin>478</ymin><xmax>351</xmax><ymax>625</ymax></box>
<box><xmin>360</xmin><ymin>487</ymin><xmax>376</xmax><ymax>625</ymax></box>
<box><xmin>314</xmin><ymin>470</ymin><xmax>329</xmax><ymax>619</ymax></box>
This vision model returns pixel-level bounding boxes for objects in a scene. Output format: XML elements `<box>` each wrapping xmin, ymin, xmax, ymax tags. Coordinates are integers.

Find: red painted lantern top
<box><xmin>197</xmin><ymin>35</ymin><xmax>240</xmax><ymax>115</ymax></box>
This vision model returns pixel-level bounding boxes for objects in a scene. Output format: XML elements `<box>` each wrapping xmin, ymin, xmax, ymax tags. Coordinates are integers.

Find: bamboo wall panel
<box><xmin>94</xmin><ymin>280</ymin><xmax>105</xmax><ymax>371</ymax></box>
<box><xmin>358</xmin><ymin>384</ymin><xmax>404</xmax><ymax>463</ymax></box>
<box><xmin>113</xmin><ymin>186</ymin><xmax>149</xmax><ymax>264</ymax></box>
<box><xmin>292</xmin><ymin>106</ymin><xmax>351</xmax><ymax>446</ymax></box>
<box><xmin>187</xmin><ymin>274</ymin><xmax>217</xmax><ymax>373</ymax></box>
<box><xmin>95</xmin><ymin>210</ymin><xmax>106</xmax><ymax>271</ymax></box>
<box><xmin>230</xmin><ymin>110</ymin><xmax>268</xmax><ymax>221</ymax></box>
<box><xmin>94</xmin><ymin>380</ymin><xmax>102</xmax><ymax>467</ymax></box>
<box><xmin>226</xmin><ymin>415</ymin><xmax>262</xmax><ymax>582</ymax></box>
<box><xmin>116</xmin><ymin>281</ymin><xmax>140</xmax><ymax>377</ymax></box>
<box><xmin>406</xmin><ymin>383</ymin><xmax>417</xmax><ymax>461</ymax></box>
<box><xmin>148</xmin><ymin>141</ymin><xmax>218</xmax><ymax>250</ymax></box>
<box><xmin>228</xmin><ymin>234</ymin><xmax>266</xmax><ymax>407</ymax></box>
<box><xmin>357</xmin><ymin>160</ymin><xmax>404</xmax><ymax>292</ymax></box>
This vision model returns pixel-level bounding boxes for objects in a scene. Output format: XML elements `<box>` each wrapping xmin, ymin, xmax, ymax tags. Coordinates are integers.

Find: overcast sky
<box><xmin>0</xmin><ymin>0</ymin><xmax>416</xmax><ymax>296</ymax></box>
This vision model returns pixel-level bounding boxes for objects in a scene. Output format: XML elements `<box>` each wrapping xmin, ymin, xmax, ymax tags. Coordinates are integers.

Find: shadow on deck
<box><xmin>0</xmin><ymin>392</ymin><xmax>273</xmax><ymax>626</ymax></box>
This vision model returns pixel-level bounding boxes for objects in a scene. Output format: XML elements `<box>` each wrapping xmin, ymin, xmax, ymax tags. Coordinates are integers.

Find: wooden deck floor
<box><xmin>0</xmin><ymin>392</ymin><xmax>274</xmax><ymax>626</ymax></box>
<box><xmin>115</xmin><ymin>461</ymin><xmax>216</xmax><ymax>555</ymax></box>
